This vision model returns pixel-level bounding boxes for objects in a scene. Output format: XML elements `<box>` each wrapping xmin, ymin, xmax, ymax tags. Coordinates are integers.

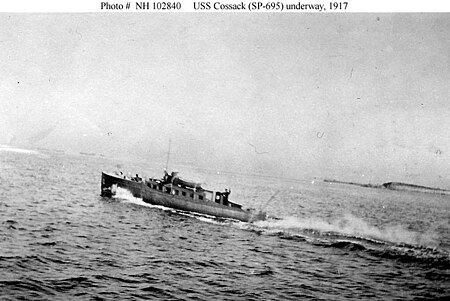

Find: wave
<box><xmin>0</xmin><ymin>279</ymin><xmax>56</xmax><ymax>297</ymax></box>
<box><xmin>254</xmin><ymin>214</ymin><xmax>437</xmax><ymax>247</ymax></box>
<box><xmin>250</xmin><ymin>215</ymin><xmax>450</xmax><ymax>270</ymax></box>
<box><xmin>108</xmin><ymin>188</ymin><xmax>450</xmax><ymax>269</ymax></box>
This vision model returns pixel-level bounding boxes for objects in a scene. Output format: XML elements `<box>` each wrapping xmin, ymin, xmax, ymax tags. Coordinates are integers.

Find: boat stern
<box><xmin>248</xmin><ymin>210</ymin><xmax>267</xmax><ymax>222</ymax></box>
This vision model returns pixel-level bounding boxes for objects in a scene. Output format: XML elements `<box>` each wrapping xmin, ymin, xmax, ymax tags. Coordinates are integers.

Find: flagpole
<box><xmin>165</xmin><ymin>139</ymin><xmax>171</xmax><ymax>171</ymax></box>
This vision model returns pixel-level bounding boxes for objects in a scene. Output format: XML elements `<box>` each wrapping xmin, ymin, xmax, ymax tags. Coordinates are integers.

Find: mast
<box><xmin>165</xmin><ymin>139</ymin><xmax>171</xmax><ymax>171</ymax></box>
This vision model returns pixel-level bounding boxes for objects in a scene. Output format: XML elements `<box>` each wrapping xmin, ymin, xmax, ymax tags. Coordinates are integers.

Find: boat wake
<box><xmin>109</xmin><ymin>188</ymin><xmax>450</xmax><ymax>269</ymax></box>
<box><xmin>254</xmin><ymin>214</ymin><xmax>436</xmax><ymax>246</ymax></box>
<box><xmin>248</xmin><ymin>215</ymin><xmax>450</xmax><ymax>269</ymax></box>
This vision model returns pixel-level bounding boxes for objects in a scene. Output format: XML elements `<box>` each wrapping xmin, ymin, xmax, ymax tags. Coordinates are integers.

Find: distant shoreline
<box><xmin>323</xmin><ymin>179</ymin><xmax>450</xmax><ymax>195</ymax></box>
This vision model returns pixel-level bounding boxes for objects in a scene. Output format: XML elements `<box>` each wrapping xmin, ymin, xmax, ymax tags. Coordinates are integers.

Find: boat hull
<box><xmin>101</xmin><ymin>172</ymin><xmax>262</xmax><ymax>222</ymax></box>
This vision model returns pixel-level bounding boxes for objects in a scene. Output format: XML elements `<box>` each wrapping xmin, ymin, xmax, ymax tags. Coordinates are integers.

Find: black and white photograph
<box><xmin>1</xmin><ymin>4</ymin><xmax>449</xmax><ymax>300</ymax></box>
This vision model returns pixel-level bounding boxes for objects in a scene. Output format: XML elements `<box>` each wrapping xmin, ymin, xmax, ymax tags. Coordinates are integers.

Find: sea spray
<box><xmin>107</xmin><ymin>188</ymin><xmax>450</xmax><ymax>269</ymax></box>
<box><xmin>114</xmin><ymin>187</ymin><xmax>142</xmax><ymax>202</ymax></box>
<box><xmin>113</xmin><ymin>187</ymin><xmax>168</xmax><ymax>211</ymax></box>
<box><xmin>254</xmin><ymin>213</ymin><xmax>438</xmax><ymax>247</ymax></box>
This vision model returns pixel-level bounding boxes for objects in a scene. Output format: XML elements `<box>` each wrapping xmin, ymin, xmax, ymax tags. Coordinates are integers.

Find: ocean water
<box><xmin>1</xmin><ymin>149</ymin><xmax>449</xmax><ymax>300</ymax></box>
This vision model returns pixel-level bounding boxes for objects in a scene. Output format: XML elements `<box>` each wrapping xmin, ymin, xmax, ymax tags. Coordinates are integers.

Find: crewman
<box><xmin>223</xmin><ymin>189</ymin><xmax>231</xmax><ymax>206</ymax></box>
<box><xmin>223</xmin><ymin>189</ymin><xmax>231</xmax><ymax>199</ymax></box>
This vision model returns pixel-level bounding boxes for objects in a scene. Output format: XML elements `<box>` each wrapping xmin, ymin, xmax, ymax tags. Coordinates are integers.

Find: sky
<box><xmin>1</xmin><ymin>13</ymin><xmax>449</xmax><ymax>187</ymax></box>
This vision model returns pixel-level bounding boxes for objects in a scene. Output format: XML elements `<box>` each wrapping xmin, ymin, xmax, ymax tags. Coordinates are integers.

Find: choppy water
<box><xmin>1</xmin><ymin>149</ymin><xmax>449</xmax><ymax>300</ymax></box>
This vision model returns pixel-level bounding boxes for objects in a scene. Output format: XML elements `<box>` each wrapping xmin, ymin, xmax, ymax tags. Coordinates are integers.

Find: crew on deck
<box><xmin>162</xmin><ymin>170</ymin><xmax>174</xmax><ymax>184</ymax></box>
<box><xmin>115</xmin><ymin>171</ymin><xmax>126</xmax><ymax>179</ymax></box>
<box><xmin>214</xmin><ymin>189</ymin><xmax>231</xmax><ymax>206</ymax></box>
<box><xmin>132</xmin><ymin>174</ymin><xmax>142</xmax><ymax>182</ymax></box>
<box><xmin>223</xmin><ymin>189</ymin><xmax>231</xmax><ymax>201</ymax></box>
<box><xmin>223</xmin><ymin>189</ymin><xmax>231</xmax><ymax>206</ymax></box>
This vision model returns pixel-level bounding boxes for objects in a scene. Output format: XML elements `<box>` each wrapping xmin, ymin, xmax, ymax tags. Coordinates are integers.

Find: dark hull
<box><xmin>101</xmin><ymin>172</ymin><xmax>263</xmax><ymax>222</ymax></box>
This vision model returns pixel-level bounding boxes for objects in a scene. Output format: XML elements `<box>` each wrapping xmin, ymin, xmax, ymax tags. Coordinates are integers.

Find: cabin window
<box><xmin>199</xmin><ymin>195</ymin><xmax>203</xmax><ymax>200</ymax></box>
<box><xmin>182</xmin><ymin>191</ymin><xmax>186</xmax><ymax>196</ymax></box>
<box><xmin>190</xmin><ymin>193</ymin><xmax>194</xmax><ymax>198</ymax></box>
<box><xmin>174</xmin><ymin>190</ymin><xmax>179</xmax><ymax>195</ymax></box>
<box><xmin>204</xmin><ymin>191</ymin><xmax>213</xmax><ymax>202</ymax></box>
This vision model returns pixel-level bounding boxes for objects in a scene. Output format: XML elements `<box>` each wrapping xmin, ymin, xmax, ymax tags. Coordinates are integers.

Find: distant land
<box><xmin>37</xmin><ymin>147</ymin><xmax>65</xmax><ymax>154</ymax></box>
<box><xmin>79</xmin><ymin>152</ymin><xmax>97</xmax><ymax>157</ymax></box>
<box><xmin>324</xmin><ymin>179</ymin><xmax>450</xmax><ymax>195</ymax></box>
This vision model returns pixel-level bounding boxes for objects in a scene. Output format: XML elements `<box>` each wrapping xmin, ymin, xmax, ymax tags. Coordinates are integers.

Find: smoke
<box><xmin>255</xmin><ymin>213</ymin><xmax>439</xmax><ymax>247</ymax></box>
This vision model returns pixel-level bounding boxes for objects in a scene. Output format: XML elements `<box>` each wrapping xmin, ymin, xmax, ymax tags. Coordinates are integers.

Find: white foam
<box><xmin>253</xmin><ymin>213</ymin><xmax>437</xmax><ymax>246</ymax></box>
<box><xmin>113</xmin><ymin>187</ymin><xmax>168</xmax><ymax>211</ymax></box>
